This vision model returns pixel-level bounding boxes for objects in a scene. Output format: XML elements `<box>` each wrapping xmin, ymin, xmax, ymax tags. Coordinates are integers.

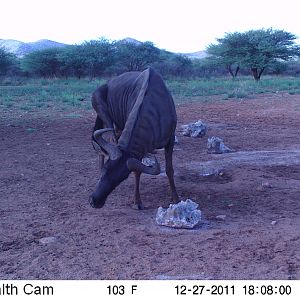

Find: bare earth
<box><xmin>1</xmin><ymin>93</ymin><xmax>299</xmax><ymax>280</ymax></box>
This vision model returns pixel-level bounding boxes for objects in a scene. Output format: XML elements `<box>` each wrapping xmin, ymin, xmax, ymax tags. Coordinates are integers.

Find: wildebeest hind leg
<box><xmin>165</xmin><ymin>136</ymin><xmax>179</xmax><ymax>202</ymax></box>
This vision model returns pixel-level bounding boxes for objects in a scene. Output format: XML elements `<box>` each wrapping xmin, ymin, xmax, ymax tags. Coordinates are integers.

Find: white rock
<box><xmin>174</xmin><ymin>135</ymin><xmax>179</xmax><ymax>144</ymax></box>
<box><xmin>38</xmin><ymin>236</ymin><xmax>59</xmax><ymax>245</ymax></box>
<box><xmin>271</xmin><ymin>220</ymin><xmax>277</xmax><ymax>226</ymax></box>
<box><xmin>156</xmin><ymin>199</ymin><xmax>202</xmax><ymax>229</ymax></box>
<box><xmin>207</xmin><ymin>136</ymin><xmax>234</xmax><ymax>154</ymax></box>
<box><xmin>262</xmin><ymin>182</ymin><xmax>272</xmax><ymax>188</ymax></box>
<box><xmin>181</xmin><ymin>120</ymin><xmax>207</xmax><ymax>138</ymax></box>
<box><xmin>142</xmin><ymin>154</ymin><xmax>156</xmax><ymax>167</ymax></box>
<box><xmin>215</xmin><ymin>215</ymin><xmax>226</xmax><ymax>221</ymax></box>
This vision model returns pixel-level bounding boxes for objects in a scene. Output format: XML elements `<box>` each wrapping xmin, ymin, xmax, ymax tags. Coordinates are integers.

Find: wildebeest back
<box><xmin>106</xmin><ymin>68</ymin><xmax>177</xmax><ymax>158</ymax></box>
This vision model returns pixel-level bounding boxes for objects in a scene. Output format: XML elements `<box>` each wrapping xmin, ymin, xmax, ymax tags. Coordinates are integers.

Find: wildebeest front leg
<box><xmin>132</xmin><ymin>171</ymin><xmax>144</xmax><ymax>210</ymax></box>
<box><xmin>165</xmin><ymin>136</ymin><xmax>179</xmax><ymax>202</ymax></box>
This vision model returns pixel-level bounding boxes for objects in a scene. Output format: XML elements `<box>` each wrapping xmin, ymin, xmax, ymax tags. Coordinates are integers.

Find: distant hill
<box><xmin>119</xmin><ymin>37</ymin><xmax>143</xmax><ymax>45</ymax></box>
<box><xmin>0</xmin><ymin>39</ymin><xmax>68</xmax><ymax>57</ymax></box>
<box><xmin>119</xmin><ymin>38</ymin><xmax>208</xmax><ymax>59</ymax></box>
<box><xmin>0</xmin><ymin>37</ymin><xmax>208</xmax><ymax>59</ymax></box>
<box><xmin>182</xmin><ymin>50</ymin><xmax>208</xmax><ymax>60</ymax></box>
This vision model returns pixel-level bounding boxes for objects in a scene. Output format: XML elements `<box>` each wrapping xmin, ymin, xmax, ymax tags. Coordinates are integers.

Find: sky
<box><xmin>1</xmin><ymin>0</ymin><xmax>299</xmax><ymax>53</ymax></box>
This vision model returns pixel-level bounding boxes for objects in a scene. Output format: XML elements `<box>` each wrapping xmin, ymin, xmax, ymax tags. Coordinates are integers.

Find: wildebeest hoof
<box><xmin>131</xmin><ymin>203</ymin><xmax>144</xmax><ymax>210</ymax></box>
<box><xmin>89</xmin><ymin>195</ymin><xmax>105</xmax><ymax>209</ymax></box>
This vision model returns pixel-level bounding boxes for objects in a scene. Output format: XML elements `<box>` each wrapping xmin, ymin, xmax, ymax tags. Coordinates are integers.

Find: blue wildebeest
<box><xmin>90</xmin><ymin>68</ymin><xmax>178</xmax><ymax>209</ymax></box>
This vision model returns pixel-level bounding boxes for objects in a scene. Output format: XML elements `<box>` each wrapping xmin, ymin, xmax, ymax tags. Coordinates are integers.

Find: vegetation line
<box><xmin>1</xmin><ymin>76</ymin><xmax>300</xmax><ymax>112</ymax></box>
<box><xmin>1</xmin><ymin>28</ymin><xmax>300</xmax><ymax>81</ymax></box>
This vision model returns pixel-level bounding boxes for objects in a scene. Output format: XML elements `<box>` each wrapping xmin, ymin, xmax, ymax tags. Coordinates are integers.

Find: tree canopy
<box><xmin>20</xmin><ymin>38</ymin><xmax>194</xmax><ymax>79</ymax></box>
<box><xmin>21</xmin><ymin>48</ymin><xmax>61</xmax><ymax>77</ymax></box>
<box><xmin>207</xmin><ymin>32</ymin><xmax>245</xmax><ymax>78</ymax></box>
<box><xmin>207</xmin><ymin>28</ymin><xmax>300</xmax><ymax>80</ymax></box>
<box><xmin>4</xmin><ymin>31</ymin><xmax>299</xmax><ymax>80</ymax></box>
<box><xmin>0</xmin><ymin>47</ymin><xmax>18</xmax><ymax>76</ymax></box>
<box><xmin>114</xmin><ymin>41</ymin><xmax>161</xmax><ymax>72</ymax></box>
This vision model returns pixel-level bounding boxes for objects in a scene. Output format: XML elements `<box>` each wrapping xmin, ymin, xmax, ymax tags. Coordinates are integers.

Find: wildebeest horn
<box><xmin>126</xmin><ymin>157</ymin><xmax>161</xmax><ymax>175</ymax></box>
<box><xmin>93</xmin><ymin>128</ymin><xmax>122</xmax><ymax>160</ymax></box>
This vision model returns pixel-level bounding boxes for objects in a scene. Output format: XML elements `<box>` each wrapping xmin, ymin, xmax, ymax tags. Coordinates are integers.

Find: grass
<box><xmin>0</xmin><ymin>76</ymin><xmax>300</xmax><ymax>111</ymax></box>
<box><xmin>167</xmin><ymin>76</ymin><xmax>300</xmax><ymax>103</ymax></box>
<box><xmin>0</xmin><ymin>78</ymin><xmax>103</xmax><ymax>112</ymax></box>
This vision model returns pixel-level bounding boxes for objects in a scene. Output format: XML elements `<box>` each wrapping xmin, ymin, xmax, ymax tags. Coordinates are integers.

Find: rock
<box><xmin>156</xmin><ymin>199</ymin><xmax>202</xmax><ymax>229</ymax></box>
<box><xmin>207</xmin><ymin>136</ymin><xmax>234</xmax><ymax>154</ymax></box>
<box><xmin>174</xmin><ymin>135</ymin><xmax>179</xmax><ymax>144</ymax></box>
<box><xmin>271</xmin><ymin>220</ymin><xmax>277</xmax><ymax>226</ymax></box>
<box><xmin>142</xmin><ymin>154</ymin><xmax>156</xmax><ymax>167</ymax></box>
<box><xmin>38</xmin><ymin>236</ymin><xmax>59</xmax><ymax>245</ymax></box>
<box><xmin>215</xmin><ymin>214</ymin><xmax>226</xmax><ymax>221</ymax></box>
<box><xmin>181</xmin><ymin>120</ymin><xmax>207</xmax><ymax>138</ymax></box>
<box><xmin>262</xmin><ymin>182</ymin><xmax>272</xmax><ymax>188</ymax></box>
<box><xmin>257</xmin><ymin>182</ymin><xmax>272</xmax><ymax>191</ymax></box>
<box><xmin>199</xmin><ymin>167</ymin><xmax>224</xmax><ymax>177</ymax></box>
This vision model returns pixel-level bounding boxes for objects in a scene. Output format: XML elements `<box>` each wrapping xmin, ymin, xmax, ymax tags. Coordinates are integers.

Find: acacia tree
<box><xmin>153</xmin><ymin>51</ymin><xmax>193</xmax><ymax>77</ymax></box>
<box><xmin>58</xmin><ymin>45</ymin><xmax>89</xmax><ymax>79</ymax></box>
<box><xmin>81</xmin><ymin>38</ymin><xmax>116</xmax><ymax>78</ymax></box>
<box><xmin>207</xmin><ymin>28</ymin><xmax>300</xmax><ymax>80</ymax></box>
<box><xmin>22</xmin><ymin>48</ymin><xmax>62</xmax><ymax>77</ymax></box>
<box><xmin>0</xmin><ymin>47</ymin><xmax>18</xmax><ymax>76</ymax></box>
<box><xmin>115</xmin><ymin>41</ymin><xmax>160</xmax><ymax>72</ymax></box>
<box><xmin>207</xmin><ymin>32</ymin><xmax>245</xmax><ymax>78</ymax></box>
<box><xmin>242</xmin><ymin>29</ymin><xmax>300</xmax><ymax>80</ymax></box>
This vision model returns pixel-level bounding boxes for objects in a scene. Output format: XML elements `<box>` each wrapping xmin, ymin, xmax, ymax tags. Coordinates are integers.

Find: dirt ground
<box><xmin>1</xmin><ymin>93</ymin><xmax>300</xmax><ymax>280</ymax></box>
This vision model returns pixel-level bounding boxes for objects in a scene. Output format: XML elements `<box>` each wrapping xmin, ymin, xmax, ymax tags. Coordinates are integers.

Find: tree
<box><xmin>22</xmin><ymin>48</ymin><xmax>62</xmax><ymax>77</ymax></box>
<box><xmin>283</xmin><ymin>59</ymin><xmax>300</xmax><ymax>76</ymax></box>
<box><xmin>81</xmin><ymin>38</ymin><xmax>116</xmax><ymax>78</ymax></box>
<box><xmin>0</xmin><ymin>47</ymin><xmax>18</xmax><ymax>76</ymax></box>
<box><xmin>151</xmin><ymin>50</ymin><xmax>193</xmax><ymax>78</ymax></box>
<box><xmin>58</xmin><ymin>38</ymin><xmax>116</xmax><ymax>79</ymax></box>
<box><xmin>207</xmin><ymin>32</ymin><xmax>245</xmax><ymax>78</ymax></box>
<box><xmin>191</xmin><ymin>57</ymin><xmax>227</xmax><ymax>78</ymax></box>
<box><xmin>57</xmin><ymin>45</ymin><xmax>87</xmax><ymax>79</ymax></box>
<box><xmin>115</xmin><ymin>41</ymin><xmax>160</xmax><ymax>72</ymax></box>
<box><xmin>242</xmin><ymin>29</ymin><xmax>300</xmax><ymax>80</ymax></box>
<box><xmin>207</xmin><ymin>28</ymin><xmax>300</xmax><ymax>80</ymax></box>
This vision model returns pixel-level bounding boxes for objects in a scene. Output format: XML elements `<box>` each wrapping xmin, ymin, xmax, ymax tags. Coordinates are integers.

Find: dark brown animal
<box><xmin>90</xmin><ymin>68</ymin><xmax>178</xmax><ymax>209</ymax></box>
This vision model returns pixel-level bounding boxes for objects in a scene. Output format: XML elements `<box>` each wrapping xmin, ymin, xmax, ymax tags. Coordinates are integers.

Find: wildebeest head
<box><xmin>89</xmin><ymin>129</ymin><xmax>160</xmax><ymax>208</ymax></box>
